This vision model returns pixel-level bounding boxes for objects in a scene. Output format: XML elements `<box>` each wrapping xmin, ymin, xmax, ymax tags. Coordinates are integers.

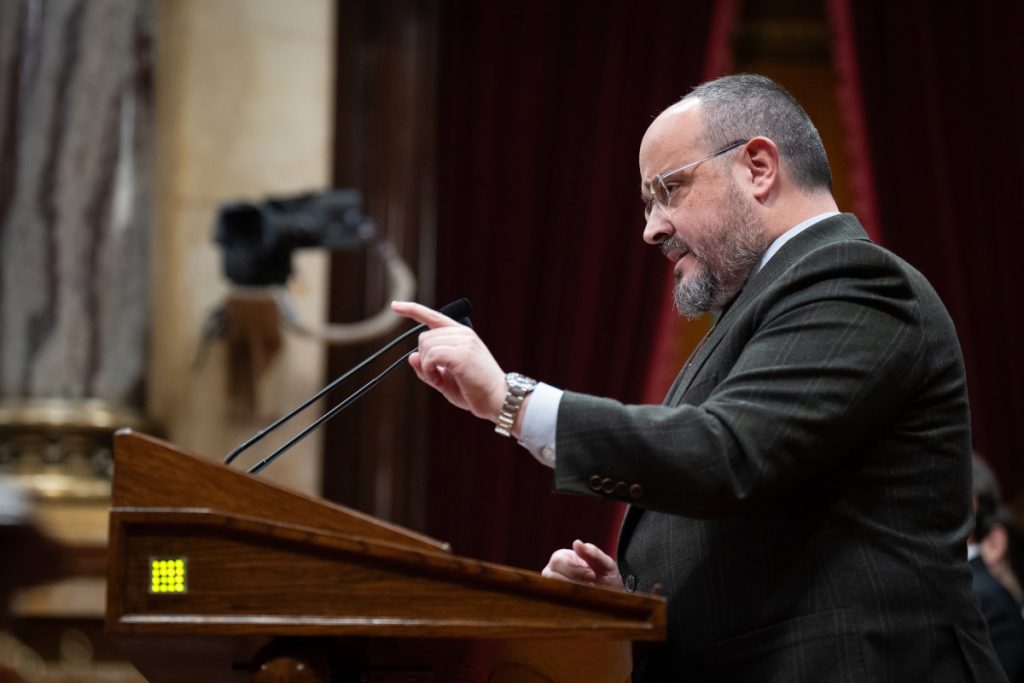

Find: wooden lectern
<box><xmin>106</xmin><ymin>431</ymin><xmax>666</xmax><ymax>682</ymax></box>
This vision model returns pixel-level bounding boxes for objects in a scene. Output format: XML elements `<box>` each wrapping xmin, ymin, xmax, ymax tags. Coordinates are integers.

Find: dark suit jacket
<box><xmin>971</xmin><ymin>556</ymin><xmax>1024</xmax><ymax>681</ymax></box>
<box><xmin>554</xmin><ymin>215</ymin><xmax>1006</xmax><ymax>682</ymax></box>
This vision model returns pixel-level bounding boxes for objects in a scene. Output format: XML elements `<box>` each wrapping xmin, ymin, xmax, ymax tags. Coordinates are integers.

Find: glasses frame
<box><xmin>643</xmin><ymin>139</ymin><xmax>749</xmax><ymax>219</ymax></box>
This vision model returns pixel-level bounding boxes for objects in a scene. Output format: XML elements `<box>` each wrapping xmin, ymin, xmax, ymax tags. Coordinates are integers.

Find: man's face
<box><xmin>665</xmin><ymin>178</ymin><xmax>768</xmax><ymax>316</ymax></box>
<box><xmin>639</xmin><ymin>102</ymin><xmax>769</xmax><ymax>317</ymax></box>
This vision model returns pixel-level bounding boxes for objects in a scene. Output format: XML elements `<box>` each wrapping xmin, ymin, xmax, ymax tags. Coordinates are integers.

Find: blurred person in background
<box><xmin>971</xmin><ymin>453</ymin><xmax>1024</xmax><ymax>681</ymax></box>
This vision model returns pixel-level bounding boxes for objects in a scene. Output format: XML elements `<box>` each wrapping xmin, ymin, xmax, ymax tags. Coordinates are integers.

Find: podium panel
<box><xmin>106</xmin><ymin>431</ymin><xmax>666</xmax><ymax>682</ymax></box>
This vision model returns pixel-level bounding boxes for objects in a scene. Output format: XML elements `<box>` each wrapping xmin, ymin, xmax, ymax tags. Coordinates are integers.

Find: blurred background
<box><xmin>1</xmin><ymin>0</ymin><xmax>1021</xmax><ymax>679</ymax></box>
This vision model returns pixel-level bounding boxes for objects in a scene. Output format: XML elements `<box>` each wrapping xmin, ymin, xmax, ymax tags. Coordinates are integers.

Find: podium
<box><xmin>106</xmin><ymin>431</ymin><xmax>666</xmax><ymax>682</ymax></box>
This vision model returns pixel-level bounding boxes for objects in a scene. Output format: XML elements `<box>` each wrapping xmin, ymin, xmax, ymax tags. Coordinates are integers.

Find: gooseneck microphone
<box><xmin>223</xmin><ymin>297</ymin><xmax>472</xmax><ymax>472</ymax></box>
<box><xmin>247</xmin><ymin>350</ymin><xmax>413</xmax><ymax>474</ymax></box>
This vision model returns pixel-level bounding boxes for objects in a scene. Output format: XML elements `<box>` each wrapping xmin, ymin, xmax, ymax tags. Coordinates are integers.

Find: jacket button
<box><xmin>589</xmin><ymin>475</ymin><xmax>603</xmax><ymax>491</ymax></box>
<box><xmin>625</xmin><ymin>574</ymin><xmax>637</xmax><ymax>592</ymax></box>
<box><xmin>629</xmin><ymin>483</ymin><xmax>644</xmax><ymax>499</ymax></box>
<box><xmin>601</xmin><ymin>478</ymin><xmax>615</xmax><ymax>494</ymax></box>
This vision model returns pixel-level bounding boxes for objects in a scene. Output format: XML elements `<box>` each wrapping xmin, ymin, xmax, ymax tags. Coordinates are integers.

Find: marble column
<box><xmin>0</xmin><ymin>0</ymin><xmax>153</xmax><ymax>406</ymax></box>
<box><xmin>0</xmin><ymin>2</ymin><xmax>154</xmax><ymax>674</ymax></box>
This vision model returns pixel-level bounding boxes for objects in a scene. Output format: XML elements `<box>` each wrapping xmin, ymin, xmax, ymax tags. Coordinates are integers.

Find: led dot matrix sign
<box><xmin>149</xmin><ymin>557</ymin><xmax>187</xmax><ymax>594</ymax></box>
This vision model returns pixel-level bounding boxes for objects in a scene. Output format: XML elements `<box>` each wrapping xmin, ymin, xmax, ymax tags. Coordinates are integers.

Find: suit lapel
<box><xmin>665</xmin><ymin>308</ymin><xmax>731</xmax><ymax>405</ymax></box>
<box><xmin>616</xmin><ymin>215</ymin><xmax>871</xmax><ymax>558</ymax></box>
<box><xmin>665</xmin><ymin>214</ymin><xmax>870</xmax><ymax>406</ymax></box>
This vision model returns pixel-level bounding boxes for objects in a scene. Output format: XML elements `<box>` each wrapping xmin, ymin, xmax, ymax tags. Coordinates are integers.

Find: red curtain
<box><xmin>829</xmin><ymin>0</ymin><xmax>1024</xmax><ymax>494</ymax></box>
<box><xmin>429</xmin><ymin>0</ymin><xmax>737</xmax><ymax>569</ymax></box>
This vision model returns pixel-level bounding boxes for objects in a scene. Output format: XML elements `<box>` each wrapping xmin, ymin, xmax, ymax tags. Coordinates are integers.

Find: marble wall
<box><xmin>0</xmin><ymin>0</ymin><xmax>154</xmax><ymax>406</ymax></box>
<box><xmin>149</xmin><ymin>0</ymin><xmax>334</xmax><ymax>494</ymax></box>
<box><xmin>0</xmin><ymin>0</ymin><xmax>334</xmax><ymax>495</ymax></box>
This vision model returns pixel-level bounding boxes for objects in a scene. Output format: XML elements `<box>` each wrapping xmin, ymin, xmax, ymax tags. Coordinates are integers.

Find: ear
<box><xmin>738</xmin><ymin>137</ymin><xmax>780</xmax><ymax>203</ymax></box>
<box><xmin>981</xmin><ymin>522</ymin><xmax>1009</xmax><ymax>565</ymax></box>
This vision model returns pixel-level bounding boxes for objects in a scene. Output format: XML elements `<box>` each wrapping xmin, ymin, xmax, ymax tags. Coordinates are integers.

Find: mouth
<box><xmin>661</xmin><ymin>240</ymin><xmax>691</xmax><ymax>277</ymax></box>
<box><xmin>661</xmin><ymin>237</ymin><xmax>688</xmax><ymax>259</ymax></box>
<box><xmin>666</xmin><ymin>246</ymin><xmax>689</xmax><ymax>263</ymax></box>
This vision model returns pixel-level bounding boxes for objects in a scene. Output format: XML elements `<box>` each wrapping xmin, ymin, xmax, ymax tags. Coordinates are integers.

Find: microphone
<box><xmin>223</xmin><ymin>297</ymin><xmax>472</xmax><ymax>470</ymax></box>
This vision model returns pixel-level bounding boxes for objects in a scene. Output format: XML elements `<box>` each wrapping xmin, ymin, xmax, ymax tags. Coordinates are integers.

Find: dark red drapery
<box><xmin>429</xmin><ymin>0</ymin><xmax>736</xmax><ymax>569</ymax></box>
<box><xmin>829</xmin><ymin>0</ymin><xmax>1024</xmax><ymax>495</ymax></box>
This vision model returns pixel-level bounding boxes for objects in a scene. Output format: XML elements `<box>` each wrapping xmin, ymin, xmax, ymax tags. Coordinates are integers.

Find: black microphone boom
<box><xmin>248</xmin><ymin>350</ymin><xmax>413</xmax><ymax>474</ymax></box>
<box><xmin>223</xmin><ymin>297</ymin><xmax>472</xmax><ymax>468</ymax></box>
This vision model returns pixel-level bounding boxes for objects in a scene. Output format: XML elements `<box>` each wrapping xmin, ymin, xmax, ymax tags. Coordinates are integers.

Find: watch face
<box><xmin>508</xmin><ymin>373</ymin><xmax>537</xmax><ymax>392</ymax></box>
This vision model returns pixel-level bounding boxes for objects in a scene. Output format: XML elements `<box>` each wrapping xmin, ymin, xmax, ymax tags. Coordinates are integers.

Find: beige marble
<box><xmin>150</xmin><ymin>0</ymin><xmax>334</xmax><ymax>495</ymax></box>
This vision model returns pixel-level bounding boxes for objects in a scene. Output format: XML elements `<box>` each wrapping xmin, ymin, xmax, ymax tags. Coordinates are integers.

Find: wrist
<box><xmin>494</xmin><ymin>372</ymin><xmax>538</xmax><ymax>438</ymax></box>
<box><xmin>507</xmin><ymin>394</ymin><xmax>531</xmax><ymax>440</ymax></box>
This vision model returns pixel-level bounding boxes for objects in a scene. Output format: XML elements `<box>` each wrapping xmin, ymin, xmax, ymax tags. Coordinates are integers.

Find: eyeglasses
<box><xmin>642</xmin><ymin>139</ymin><xmax>748</xmax><ymax>219</ymax></box>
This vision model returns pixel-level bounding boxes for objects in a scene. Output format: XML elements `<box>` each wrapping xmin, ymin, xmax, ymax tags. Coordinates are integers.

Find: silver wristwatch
<box><xmin>494</xmin><ymin>372</ymin><xmax>538</xmax><ymax>437</ymax></box>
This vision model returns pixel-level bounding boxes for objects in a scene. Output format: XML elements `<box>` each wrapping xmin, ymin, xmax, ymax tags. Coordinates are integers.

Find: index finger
<box><xmin>391</xmin><ymin>300</ymin><xmax>460</xmax><ymax>329</ymax></box>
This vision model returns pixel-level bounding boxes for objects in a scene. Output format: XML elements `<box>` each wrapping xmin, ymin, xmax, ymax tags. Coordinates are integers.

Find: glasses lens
<box><xmin>644</xmin><ymin>180</ymin><xmax>670</xmax><ymax>220</ymax></box>
<box><xmin>655</xmin><ymin>179</ymin><xmax>670</xmax><ymax>209</ymax></box>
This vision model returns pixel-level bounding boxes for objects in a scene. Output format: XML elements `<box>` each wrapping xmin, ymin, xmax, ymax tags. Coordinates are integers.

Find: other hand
<box><xmin>542</xmin><ymin>539</ymin><xmax>623</xmax><ymax>589</ymax></box>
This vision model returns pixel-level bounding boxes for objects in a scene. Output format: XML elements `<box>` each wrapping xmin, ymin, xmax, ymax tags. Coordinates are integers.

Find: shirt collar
<box><xmin>757</xmin><ymin>211</ymin><xmax>840</xmax><ymax>271</ymax></box>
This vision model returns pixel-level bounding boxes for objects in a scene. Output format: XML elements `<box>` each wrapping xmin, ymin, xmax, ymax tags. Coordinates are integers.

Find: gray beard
<box><xmin>673</xmin><ymin>266</ymin><xmax>716</xmax><ymax>318</ymax></box>
<box><xmin>669</xmin><ymin>185</ymin><xmax>770</xmax><ymax>318</ymax></box>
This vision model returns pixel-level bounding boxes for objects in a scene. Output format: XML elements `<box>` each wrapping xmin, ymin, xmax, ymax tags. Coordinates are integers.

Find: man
<box><xmin>393</xmin><ymin>74</ymin><xmax>1005</xmax><ymax>681</ymax></box>
<box><xmin>971</xmin><ymin>454</ymin><xmax>1024</xmax><ymax>680</ymax></box>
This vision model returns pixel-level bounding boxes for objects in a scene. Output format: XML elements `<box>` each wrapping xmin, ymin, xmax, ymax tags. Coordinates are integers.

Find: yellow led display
<box><xmin>149</xmin><ymin>557</ymin><xmax>187</xmax><ymax>594</ymax></box>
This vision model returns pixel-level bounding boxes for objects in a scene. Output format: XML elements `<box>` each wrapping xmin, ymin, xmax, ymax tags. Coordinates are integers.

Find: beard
<box><xmin>667</xmin><ymin>181</ymin><xmax>771</xmax><ymax>318</ymax></box>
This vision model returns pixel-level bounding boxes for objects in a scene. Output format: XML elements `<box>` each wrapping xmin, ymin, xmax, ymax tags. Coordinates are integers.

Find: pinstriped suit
<box><xmin>554</xmin><ymin>214</ymin><xmax>1006</xmax><ymax>682</ymax></box>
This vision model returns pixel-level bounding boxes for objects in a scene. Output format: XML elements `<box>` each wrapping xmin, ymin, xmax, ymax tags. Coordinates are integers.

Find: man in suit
<box><xmin>392</xmin><ymin>74</ymin><xmax>1005</xmax><ymax>681</ymax></box>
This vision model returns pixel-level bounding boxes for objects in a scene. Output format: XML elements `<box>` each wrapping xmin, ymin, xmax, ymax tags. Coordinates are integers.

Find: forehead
<box><xmin>639</xmin><ymin>99</ymin><xmax>705</xmax><ymax>182</ymax></box>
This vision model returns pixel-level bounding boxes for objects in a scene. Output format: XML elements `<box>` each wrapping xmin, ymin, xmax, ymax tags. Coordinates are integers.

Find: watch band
<box><xmin>495</xmin><ymin>372</ymin><xmax>537</xmax><ymax>437</ymax></box>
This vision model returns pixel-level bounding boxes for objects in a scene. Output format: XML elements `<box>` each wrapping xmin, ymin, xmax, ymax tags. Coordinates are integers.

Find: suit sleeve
<box><xmin>553</xmin><ymin>240</ymin><xmax>954</xmax><ymax>517</ymax></box>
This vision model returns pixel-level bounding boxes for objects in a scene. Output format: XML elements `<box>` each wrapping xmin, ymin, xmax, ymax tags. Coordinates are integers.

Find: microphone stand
<box><xmin>223</xmin><ymin>324</ymin><xmax>422</xmax><ymax>466</ymax></box>
<box><xmin>247</xmin><ymin>349</ymin><xmax>415</xmax><ymax>474</ymax></box>
<box><xmin>222</xmin><ymin>297</ymin><xmax>471</xmax><ymax>473</ymax></box>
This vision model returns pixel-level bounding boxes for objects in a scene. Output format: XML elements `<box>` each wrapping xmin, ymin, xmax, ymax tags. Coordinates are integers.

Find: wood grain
<box><xmin>106</xmin><ymin>431</ymin><xmax>664</xmax><ymax>681</ymax></box>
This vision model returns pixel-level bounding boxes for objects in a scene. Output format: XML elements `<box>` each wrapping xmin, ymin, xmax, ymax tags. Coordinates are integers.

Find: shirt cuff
<box><xmin>517</xmin><ymin>381</ymin><xmax>563</xmax><ymax>469</ymax></box>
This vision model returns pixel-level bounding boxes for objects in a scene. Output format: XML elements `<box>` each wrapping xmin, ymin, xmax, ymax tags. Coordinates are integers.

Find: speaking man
<box><xmin>393</xmin><ymin>74</ymin><xmax>1005</xmax><ymax>682</ymax></box>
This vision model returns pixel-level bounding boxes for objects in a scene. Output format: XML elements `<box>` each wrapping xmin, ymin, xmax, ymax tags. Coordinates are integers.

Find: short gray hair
<box><xmin>683</xmin><ymin>74</ymin><xmax>833</xmax><ymax>192</ymax></box>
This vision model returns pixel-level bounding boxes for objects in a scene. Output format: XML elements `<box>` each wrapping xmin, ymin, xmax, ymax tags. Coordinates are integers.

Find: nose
<box><xmin>643</xmin><ymin>208</ymin><xmax>673</xmax><ymax>246</ymax></box>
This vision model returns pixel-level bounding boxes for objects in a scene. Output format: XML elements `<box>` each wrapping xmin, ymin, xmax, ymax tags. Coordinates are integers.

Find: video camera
<box><xmin>214</xmin><ymin>189</ymin><xmax>373</xmax><ymax>286</ymax></box>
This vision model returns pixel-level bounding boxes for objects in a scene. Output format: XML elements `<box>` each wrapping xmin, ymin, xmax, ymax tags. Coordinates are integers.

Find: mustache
<box><xmin>661</xmin><ymin>236</ymin><xmax>687</xmax><ymax>259</ymax></box>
